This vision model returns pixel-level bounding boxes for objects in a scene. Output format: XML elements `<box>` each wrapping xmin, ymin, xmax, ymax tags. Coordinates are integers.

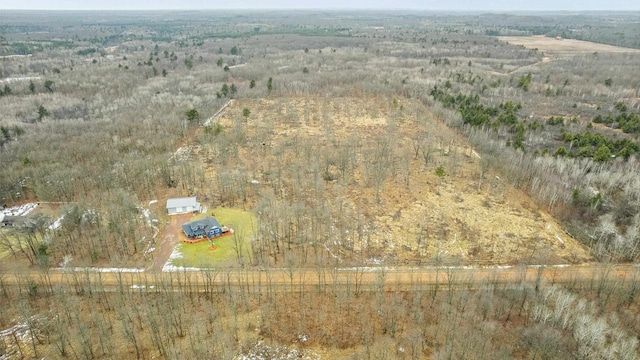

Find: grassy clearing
<box><xmin>497</xmin><ymin>35</ymin><xmax>640</xmax><ymax>53</ymax></box>
<box><xmin>171</xmin><ymin>207</ymin><xmax>255</xmax><ymax>268</ymax></box>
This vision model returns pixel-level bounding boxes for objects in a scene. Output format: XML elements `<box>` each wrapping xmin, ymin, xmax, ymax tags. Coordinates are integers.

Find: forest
<box><xmin>0</xmin><ymin>10</ymin><xmax>639</xmax><ymax>359</ymax></box>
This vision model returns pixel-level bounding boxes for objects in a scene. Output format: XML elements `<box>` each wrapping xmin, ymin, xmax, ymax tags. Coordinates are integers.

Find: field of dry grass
<box><xmin>497</xmin><ymin>35</ymin><xmax>640</xmax><ymax>54</ymax></box>
<box><xmin>194</xmin><ymin>96</ymin><xmax>591</xmax><ymax>266</ymax></box>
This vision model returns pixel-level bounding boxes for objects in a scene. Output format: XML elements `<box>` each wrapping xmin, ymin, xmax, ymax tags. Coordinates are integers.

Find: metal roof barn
<box><xmin>166</xmin><ymin>197</ymin><xmax>201</xmax><ymax>215</ymax></box>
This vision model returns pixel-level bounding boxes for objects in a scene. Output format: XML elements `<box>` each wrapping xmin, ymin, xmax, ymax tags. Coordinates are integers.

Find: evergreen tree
<box><xmin>37</xmin><ymin>105</ymin><xmax>49</xmax><ymax>122</ymax></box>
<box><xmin>185</xmin><ymin>109</ymin><xmax>199</xmax><ymax>123</ymax></box>
<box><xmin>594</xmin><ymin>145</ymin><xmax>612</xmax><ymax>162</ymax></box>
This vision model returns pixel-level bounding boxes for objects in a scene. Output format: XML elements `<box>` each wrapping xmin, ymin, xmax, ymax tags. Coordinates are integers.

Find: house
<box><xmin>181</xmin><ymin>217</ymin><xmax>225</xmax><ymax>239</ymax></box>
<box><xmin>166</xmin><ymin>197</ymin><xmax>201</xmax><ymax>215</ymax></box>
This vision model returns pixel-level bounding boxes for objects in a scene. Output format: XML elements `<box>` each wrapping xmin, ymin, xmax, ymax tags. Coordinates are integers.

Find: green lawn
<box><xmin>171</xmin><ymin>207</ymin><xmax>255</xmax><ymax>268</ymax></box>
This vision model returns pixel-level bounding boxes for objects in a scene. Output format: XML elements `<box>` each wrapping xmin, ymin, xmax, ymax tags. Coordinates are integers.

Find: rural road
<box><xmin>2</xmin><ymin>264</ymin><xmax>637</xmax><ymax>293</ymax></box>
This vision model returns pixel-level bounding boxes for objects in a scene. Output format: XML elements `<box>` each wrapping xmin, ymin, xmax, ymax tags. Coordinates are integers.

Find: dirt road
<box><xmin>3</xmin><ymin>264</ymin><xmax>637</xmax><ymax>293</ymax></box>
<box><xmin>148</xmin><ymin>213</ymin><xmax>191</xmax><ymax>272</ymax></box>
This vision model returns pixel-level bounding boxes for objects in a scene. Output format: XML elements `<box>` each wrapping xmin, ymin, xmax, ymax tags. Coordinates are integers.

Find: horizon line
<box><xmin>2</xmin><ymin>8</ymin><xmax>639</xmax><ymax>12</ymax></box>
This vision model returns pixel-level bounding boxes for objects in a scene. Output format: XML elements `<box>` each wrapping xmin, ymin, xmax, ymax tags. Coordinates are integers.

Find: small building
<box><xmin>166</xmin><ymin>197</ymin><xmax>201</xmax><ymax>215</ymax></box>
<box><xmin>181</xmin><ymin>217</ymin><xmax>224</xmax><ymax>239</ymax></box>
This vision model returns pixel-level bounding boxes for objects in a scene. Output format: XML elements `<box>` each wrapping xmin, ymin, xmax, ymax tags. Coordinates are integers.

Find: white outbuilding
<box><xmin>166</xmin><ymin>197</ymin><xmax>201</xmax><ymax>215</ymax></box>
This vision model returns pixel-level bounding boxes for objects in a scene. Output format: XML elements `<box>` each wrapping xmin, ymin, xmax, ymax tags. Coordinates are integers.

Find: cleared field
<box><xmin>498</xmin><ymin>35</ymin><xmax>640</xmax><ymax>53</ymax></box>
<box><xmin>197</xmin><ymin>96</ymin><xmax>591</xmax><ymax>266</ymax></box>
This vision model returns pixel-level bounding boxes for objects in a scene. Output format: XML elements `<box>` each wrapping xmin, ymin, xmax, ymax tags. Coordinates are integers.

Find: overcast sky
<box><xmin>2</xmin><ymin>0</ymin><xmax>639</xmax><ymax>11</ymax></box>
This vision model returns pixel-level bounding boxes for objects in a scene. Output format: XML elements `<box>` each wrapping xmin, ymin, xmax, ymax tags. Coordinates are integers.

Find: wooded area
<box><xmin>0</xmin><ymin>10</ymin><xmax>639</xmax><ymax>359</ymax></box>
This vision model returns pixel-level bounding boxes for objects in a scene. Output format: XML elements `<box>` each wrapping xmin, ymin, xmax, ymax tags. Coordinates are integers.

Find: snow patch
<box><xmin>167</xmin><ymin>246</ymin><xmax>183</xmax><ymax>261</ymax></box>
<box><xmin>323</xmin><ymin>245</ymin><xmax>340</xmax><ymax>261</ymax></box>
<box><xmin>131</xmin><ymin>285</ymin><xmax>155</xmax><ymax>289</ymax></box>
<box><xmin>332</xmin><ymin>264</ymin><xmax>575</xmax><ymax>273</ymax></box>
<box><xmin>1</xmin><ymin>203</ymin><xmax>38</xmax><ymax>217</ymax></box>
<box><xmin>0</xmin><ymin>315</ymin><xmax>47</xmax><ymax>360</ymax></box>
<box><xmin>48</xmin><ymin>215</ymin><xmax>64</xmax><ymax>230</ymax></box>
<box><xmin>138</xmin><ymin>206</ymin><xmax>159</xmax><ymax>258</ymax></box>
<box><xmin>0</xmin><ymin>54</ymin><xmax>32</xmax><ymax>59</ymax></box>
<box><xmin>235</xmin><ymin>341</ymin><xmax>320</xmax><ymax>360</ymax></box>
<box><xmin>53</xmin><ymin>267</ymin><xmax>144</xmax><ymax>273</ymax></box>
<box><xmin>161</xmin><ymin>245</ymin><xmax>200</xmax><ymax>272</ymax></box>
<box><xmin>59</xmin><ymin>254</ymin><xmax>73</xmax><ymax>268</ymax></box>
<box><xmin>0</xmin><ymin>76</ymin><xmax>40</xmax><ymax>83</ymax></box>
<box><xmin>162</xmin><ymin>264</ymin><xmax>202</xmax><ymax>272</ymax></box>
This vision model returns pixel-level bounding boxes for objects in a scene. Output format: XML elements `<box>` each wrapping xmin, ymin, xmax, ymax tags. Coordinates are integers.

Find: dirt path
<box><xmin>4</xmin><ymin>264</ymin><xmax>638</xmax><ymax>292</ymax></box>
<box><xmin>148</xmin><ymin>213</ymin><xmax>191</xmax><ymax>272</ymax></box>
